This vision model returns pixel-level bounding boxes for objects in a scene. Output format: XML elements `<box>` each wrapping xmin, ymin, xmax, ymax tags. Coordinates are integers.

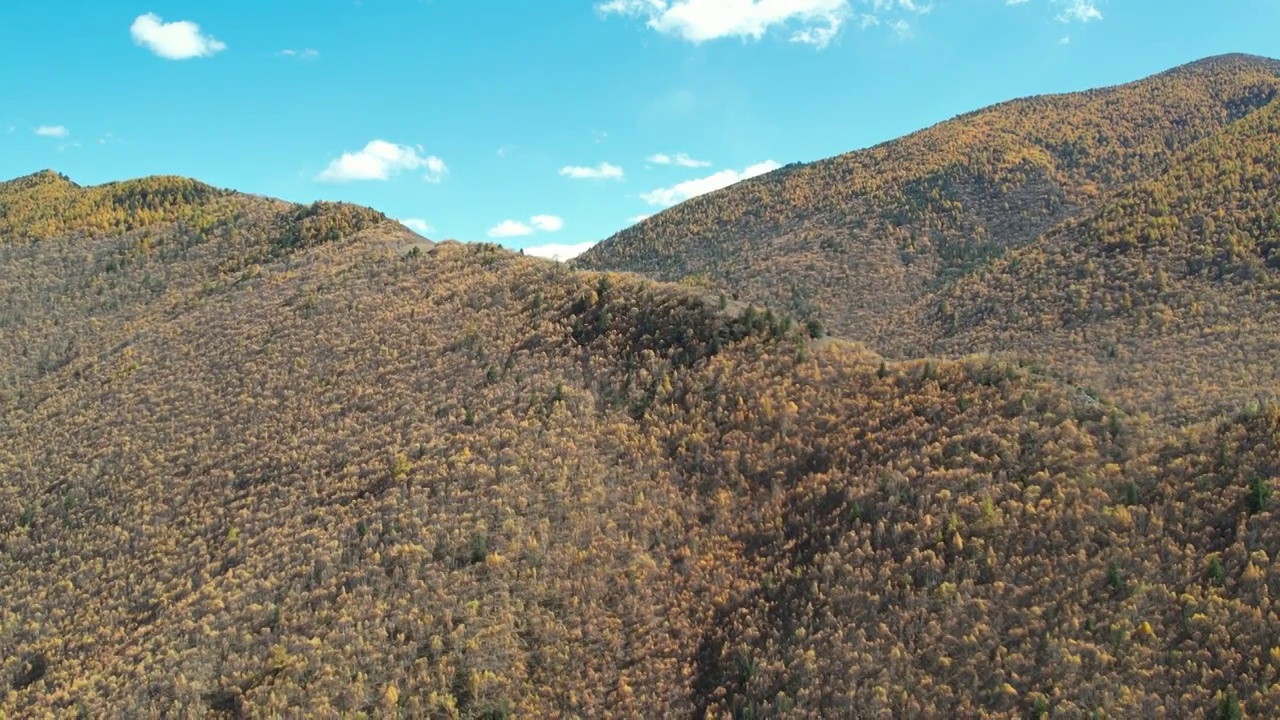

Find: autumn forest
<box><xmin>3</xmin><ymin>53</ymin><xmax>1280</xmax><ymax>718</ymax></box>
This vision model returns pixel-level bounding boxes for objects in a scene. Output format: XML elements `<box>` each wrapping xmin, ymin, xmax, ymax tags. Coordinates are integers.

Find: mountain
<box><xmin>3</xmin><ymin>171</ymin><xmax>1280</xmax><ymax>717</ymax></box>
<box><xmin>574</xmin><ymin>54</ymin><xmax>1280</xmax><ymax>420</ymax></box>
<box><xmin>0</xmin><ymin>170</ymin><xmax>413</xmax><ymax>393</ymax></box>
<box><xmin>919</xmin><ymin>95</ymin><xmax>1280</xmax><ymax>423</ymax></box>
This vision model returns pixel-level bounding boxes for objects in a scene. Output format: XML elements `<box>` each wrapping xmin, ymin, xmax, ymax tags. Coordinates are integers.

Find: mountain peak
<box><xmin>1</xmin><ymin>169</ymin><xmax>79</xmax><ymax>191</ymax></box>
<box><xmin>1166</xmin><ymin>52</ymin><xmax>1280</xmax><ymax>75</ymax></box>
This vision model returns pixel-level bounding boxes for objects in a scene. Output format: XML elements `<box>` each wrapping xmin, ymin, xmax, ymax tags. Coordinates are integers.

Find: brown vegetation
<box><xmin>1</xmin><ymin>160</ymin><xmax>1280</xmax><ymax>717</ymax></box>
<box><xmin>575</xmin><ymin>53</ymin><xmax>1280</xmax><ymax>422</ymax></box>
<box><xmin>919</xmin><ymin>95</ymin><xmax>1280</xmax><ymax>423</ymax></box>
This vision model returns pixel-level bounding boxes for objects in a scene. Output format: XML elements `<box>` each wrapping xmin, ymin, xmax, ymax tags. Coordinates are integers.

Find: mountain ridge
<box><xmin>574</xmin><ymin>52</ymin><xmax>1280</xmax><ymax>422</ymax></box>
<box><xmin>576</xmin><ymin>52</ymin><xmax>1280</xmax><ymax>283</ymax></box>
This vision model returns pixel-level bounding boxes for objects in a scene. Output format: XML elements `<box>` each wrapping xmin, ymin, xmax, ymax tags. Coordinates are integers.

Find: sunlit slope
<box><xmin>916</xmin><ymin>94</ymin><xmax>1280</xmax><ymax>422</ymax></box>
<box><xmin>576</xmin><ymin>54</ymin><xmax>1280</xmax><ymax>351</ymax></box>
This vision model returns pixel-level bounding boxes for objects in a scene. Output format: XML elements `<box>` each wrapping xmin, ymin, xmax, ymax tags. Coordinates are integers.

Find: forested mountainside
<box><xmin>914</xmin><ymin>96</ymin><xmax>1280</xmax><ymax>424</ymax></box>
<box><xmin>2</xmin><ymin>172</ymin><xmax>1280</xmax><ymax>718</ymax></box>
<box><xmin>574</xmin><ymin>54</ymin><xmax>1280</xmax><ymax>421</ymax></box>
<box><xmin>0</xmin><ymin>170</ymin><xmax>402</xmax><ymax>394</ymax></box>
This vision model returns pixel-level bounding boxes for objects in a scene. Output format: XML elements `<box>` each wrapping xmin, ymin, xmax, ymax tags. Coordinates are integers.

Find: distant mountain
<box><xmin>919</xmin><ymin>95</ymin><xmax>1280</xmax><ymax>422</ymax></box>
<box><xmin>3</xmin><ymin>165</ymin><xmax>1280</xmax><ymax>715</ymax></box>
<box><xmin>575</xmin><ymin>54</ymin><xmax>1280</xmax><ymax>420</ymax></box>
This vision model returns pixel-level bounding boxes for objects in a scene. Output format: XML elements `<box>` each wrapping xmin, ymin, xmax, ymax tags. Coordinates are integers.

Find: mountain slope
<box><xmin>575</xmin><ymin>54</ymin><xmax>1280</xmax><ymax>350</ymax></box>
<box><xmin>914</xmin><ymin>95</ymin><xmax>1280</xmax><ymax>422</ymax></box>
<box><xmin>0</xmin><ymin>170</ymin><xmax>412</xmax><ymax>396</ymax></box>
<box><xmin>3</xmin><ymin>173</ymin><xmax>1280</xmax><ymax>717</ymax></box>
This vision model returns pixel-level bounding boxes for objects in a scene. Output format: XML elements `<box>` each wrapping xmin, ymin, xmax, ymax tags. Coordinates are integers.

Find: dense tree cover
<box><xmin>1</xmin><ymin>172</ymin><xmax>1280</xmax><ymax>717</ymax></box>
<box><xmin>916</xmin><ymin>90</ymin><xmax>1280</xmax><ymax>422</ymax></box>
<box><xmin>574</xmin><ymin>54</ymin><xmax>1280</xmax><ymax>418</ymax></box>
<box><xmin>0</xmin><ymin>172</ymin><xmax>392</xmax><ymax>397</ymax></box>
<box><xmin>0</xmin><ymin>170</ymin><xmax>231</xmax><ymax>240</ymax></box>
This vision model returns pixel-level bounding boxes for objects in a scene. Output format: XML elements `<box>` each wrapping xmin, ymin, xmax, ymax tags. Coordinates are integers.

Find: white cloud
<box><xmin>598</xmin><ymin>0</ymin><xmax>934</xmax><ymax>46</ymax></box>
<box><xmin>401</xmin><ymin>218</ymin><xmax>433</xmax><ymax>235</ymax></box>
<box><xmin>279</xmin><ymin>48</ymin><xmax>320</xmax><ymax>59</ymax></box>
<box><xmin>530</xmin><ymin>215</ymin><xmax>565</xmax><ymax>232</ymax></box>
<box><xmin>792</xmin><ymin>22</ymin><xmax>841</xmax><ymax>46</ymax></box>
<box><xmin>627</xmin><ymin>213</ymin><xmax>651</xmax><ymax>223</ymax></box>
<box><xmin>560</xmin><ymin>162</ymin><xmax>624</xmax><ymax>180</ymax></box>
<box><xmin>130</xmin><ymin>13</ymin><xmax>226</xmax><ymax>60</ymax></box>
<box><xmin>1006</xmin><ymin>0</ymin><xmax>1030</xmax><ymax>4</ymax></box>
<box><xmin>488</xmin><ymin>220</ymin><xmax>535</xmax><ymax>238</ymax></box>
<box><xmin>598</xmin><ymin>0</ymin><xmax>850</xmax><ymax>48</ymax></box>
<box><xmin>677</xmin><ymin>154</ymin><xmax>709</xmax><ymax>166</ymax></box>
<box><xmin>489</xmin><ymin>213</ymin><xmax>564</xmax><ymax>238</ymax></box>
<box><xmin>34</xmin><ymin>125</ymin><xmax>68</xmax><ymax>138</ymax></box>
<box><xmin>1055</xmin><ymin>0</ymin><xmax>1102</xmax><ymax>22</ymax></box>
<box><xmin>1059</xmin><ymin>35</ymin><xmax>1071</xmax><ymax>44</ymax></box>
<box><xmin>523</xmin><ymin>241</ymin><xmax>597</xmax><ymax>262</ymax></box>
<box><xmin>640</xmin><ymin>160</ymin><xmax>782</xmax><ymax>206</ymax></box>
<box><xmin>646</xmin><ymin>152</ymin><xmax>711</xmax><ymax>168</ymax></box>
<box><xmin>316</xmin><ymin>140</ymin><xmax>448</xmax><ymax>183</ymax></box>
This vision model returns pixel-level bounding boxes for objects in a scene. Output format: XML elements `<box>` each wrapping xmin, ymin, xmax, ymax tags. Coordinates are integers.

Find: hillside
<box><xmin>2</xmin><ymin>172</ymin><xmax>1280</xmax><ymax>717</ymax></box>
<box><xmin>915</xmin><ymin>96</ymin><xmax>1280</xmax><ymax>423</ymax></box>
<box><xmin>574</xmin><ymin>54</ymin><xmax>1280</xmax><ymax>420</ymax></box>
<box><xmin>0</xmin><ymin>170</ymin><xmax>410</xmax><ymax>395</ymax></box>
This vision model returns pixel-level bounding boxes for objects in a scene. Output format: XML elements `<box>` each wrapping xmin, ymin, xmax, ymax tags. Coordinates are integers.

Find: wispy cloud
<box><xmin>488</xmin><ymin>214</ymin><xmax>565</xmax><ymax>238</ymax></box>
<box><xmin>1005</xmin><ymin>0</ymin><xmax>1099</xmax><ymax>23</ymax></box>
<box><xmin>316</xmin><ymin>140</ymin><xmax>447</xmax><ymax>183</ymax></box>
<box><xmin>130</xmin><ymin>13</ymin><xmax>226</xmax><ymax>60</ymax></box>
<box><xmin>530</xmin><ymin>215</ymin><xmax>565</xmax><ymax>232</ymax></box>
<box><xmin>597</xmin><ymin>0</ymin><xmax>849</xmax><ymax>48</ymax></box>
<box><xmin>598</xmin><ymin>0</ymin><xmax>930</xmax><ymax>47</ymax></box>
<box><xmin>627</xmin><ymin>213</ymin><xmax>651</xmax><ymax>223</ymax></box>
<box><xmin>640</xmin><ymin>160</ymin><xmax>782</xmax><ymax>206</ymax></box>
<box><xmin>33</xmin><ymin>125</ymin><xmax>82</xmax><ymax>151</ymax></box>
<box><xmin>646</xmin><ymin>152</ymin><xmax>711</xmax><ymax>168</ymax></box>
<box><xmin>488</xmin><ymin>220</ymin><xmax>534</xmax><ymax>238</ymax></box>
<box><xmin>1055</xmin><ymin>0</ymin><xmax>1102</xmax><ymax>22</ymax></box>
<box><xmin>560</xmin><ymin>162</ymin><xmax>625</xmax><ymax>180</ymax></box>
<box><xmin>279</xmin><ymin>48</ymin><xmax>320</xmax><ymax>60</ymax></box>
<box><xmin>523</xmin><ymin>241</ymin><xmax>597</xmax><ymax>262</ymax></box>
<box><xmin>401</xmin><ymin>218</ymin><xmax>433</xmax><ymax>235</ymax></box>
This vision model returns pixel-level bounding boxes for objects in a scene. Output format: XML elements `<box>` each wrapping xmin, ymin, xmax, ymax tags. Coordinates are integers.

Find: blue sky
<box><xmin>2</xmin><ymin>1</ymin><xmax>1278</xmax><ymax>259</ymax></box>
